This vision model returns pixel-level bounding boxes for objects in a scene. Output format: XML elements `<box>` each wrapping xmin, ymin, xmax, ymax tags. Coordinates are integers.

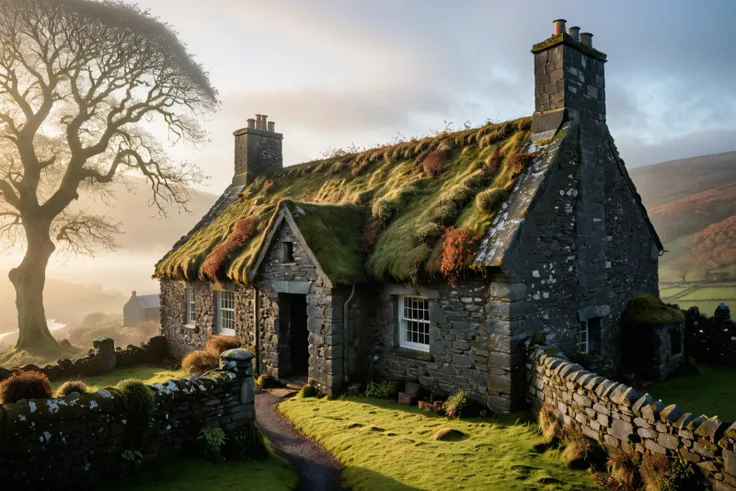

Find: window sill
<box><xmin>182</xmin><ymin>323</ymin><xmax>199</xmax><ymax>333</ymax></box>
<box><xmin>391</xmin><ymin>346</ymin><xmax>433</xmax><ymax>362</ymax></box>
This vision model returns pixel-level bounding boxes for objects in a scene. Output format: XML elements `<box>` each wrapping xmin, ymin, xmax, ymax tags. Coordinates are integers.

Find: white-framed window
<box><xmin>216</xmin><ymin>291</ymin><xmax>236</xmax><ymax>335</ymax></box>
<box><xmin>186</xmin><ymin>286</ymin><xmax>196</xmax><ymax>325</ymax></box>
<box><xmin>579</xmin><ymin>317</ymin><xmax>601</xmax><ymax>354</ymax></box>
<box><xmin>398</xmin><ymin>295</ymin><xmax>430</xmax><ymax>352</ymax></box>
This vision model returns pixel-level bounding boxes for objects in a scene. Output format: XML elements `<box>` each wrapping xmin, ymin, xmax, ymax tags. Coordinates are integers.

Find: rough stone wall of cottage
<box><xmin>160</xmin><ymin>279</ymin><xmax>256</xmax><ymax>358</ymax></box>
<box><xmin>359</xmin><ymin>278</ymin><xmax>492</xmax><ymax>407</ymax></box>
<box><xmin>499</xmin><ymin>121</ymin><xmax>659</xmax><ymax>410</ymax></box>
<box><xmin>254</xmin><ymin>221</ymin><xmax>345</xmax><ymax>393</ymax></box>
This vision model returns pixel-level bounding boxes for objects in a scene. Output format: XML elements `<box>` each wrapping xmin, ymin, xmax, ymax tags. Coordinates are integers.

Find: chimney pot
<box><xmin>568</xmin><ymin>26</ymin><xmax>580</xmax><ymax>41</ymax></box>
<box><xmin>247</xmin><ymin>118</ymin><xmax>255</xmax><ymax>129</ymax></box>
<box><xmin>268</xmin><ymin>121</ymin><xmax>275</xmax><ymax>132</ymax></box>
<box><xmin>580</xmin><ymin>32</ymin><xmax>593</xmax><ymax>47</ymax></box>
<box><xmin>553</xmin><ymin>19</ymin><xmax>567</xmax><ymax>36</ymax></box>
<box><xmin>254</xmin><ymin>114</ymin><xmax>262</xmax><ymax>130</ymax></box>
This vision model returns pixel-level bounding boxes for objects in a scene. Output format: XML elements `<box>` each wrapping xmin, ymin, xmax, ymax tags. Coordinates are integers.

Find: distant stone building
<box><xmin>154</xmin><ymin>19</ymin><xmax>662</xmax><ymax>412</ymax></box>
<box><xmin>123</xmin><ymin>291</ymin><xmax>161</xmax><ymax>327</ymax></box>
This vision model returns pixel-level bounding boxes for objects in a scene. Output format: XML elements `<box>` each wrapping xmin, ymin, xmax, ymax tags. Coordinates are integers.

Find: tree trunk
<box><xmin>8</xmin><ymin>218</ymin><xmax>59</xmax><ymax>353</ymax></box>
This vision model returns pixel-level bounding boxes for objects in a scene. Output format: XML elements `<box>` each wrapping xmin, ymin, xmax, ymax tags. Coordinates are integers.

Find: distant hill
<box><xmin>629</xmin><ymin>151</ymin><xmax>736</xmax><ymax>208</ymax></box>
<box><xmin>629</xmin><ymin>151</ymin><xmax>736</xmax><ymax>284</ymax></box>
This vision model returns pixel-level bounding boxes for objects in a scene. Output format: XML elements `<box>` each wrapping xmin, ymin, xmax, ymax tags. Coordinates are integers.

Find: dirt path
<box><xmin>255</xmin><ymin>390</ymin><xmax>347</xmax><ymax>491</ymax></box>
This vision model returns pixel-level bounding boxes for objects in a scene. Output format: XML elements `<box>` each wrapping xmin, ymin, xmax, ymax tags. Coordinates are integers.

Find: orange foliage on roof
<box><xmin>201</xmin><ymin>217</ymin><xmax>259</xmax><ymax>280</ymax></box>
<box><xmin>439</xmin><ymin>226</ymin><xmax>481</xmax><ymax>287</ymax></box>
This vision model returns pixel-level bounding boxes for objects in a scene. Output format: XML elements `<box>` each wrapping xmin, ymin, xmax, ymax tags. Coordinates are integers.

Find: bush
<box><xmin>482</xmin><ymin>147</ymin><xmax>503</xmax><ymax>174</ymax></box>
<box><xmin>119</xmin><ymin>379</ymin><xmax>155</xmax><ymax>437</ymax></box>
<box><xmin>640</xmin><ymin>453</ymin><xmax>701</xmax><ymax>491</ymax></box>
<box><xmin>0</xmin><ymin>370</ymin><xmax>52</xmax><ymax>403</ymax></box>
<box><xmin>205</xmin><ymin>335</ymin><xmax>241</xmax><ymax>358</ymax></box>
<box><xmin>55</xmin><ymin>380</ymin><xmax>89</xmax><ymax>397</ymax></box>
<box><xmin>256</xmin><ymin>372</ymin><xmax>279</xmax><ymax>389</ymax></box>
<box><xmin>418</xmin><ymin>400</ymin><xmax>444</xmax><ymax>413</ymax></box>
<box><xmin>298</xmin><ymin>384</ymin><xmax>319</xmax><ymax>399</ymax></box>
<box><xmin>182</xmin><ymin>350</ymin><xmax>218</xmax><ymax>375</ymax></box>
<box><xmin>442</xmin><ymin>390</ymin><xmax>468</xmax><ymax>418</ymax></box>
<box><xmin>625</xmin><ymin>294</ymin><xmax>685</xmax><ymax>326</ymax></box>
<box><xmin>606</xmin><ymin>446</ymin><xmax>640</xmax><ymax>488</ymax></box>
<box><xmin>538</xmin><ymin>402</ymin><xmax>561</xmax><ymax>442</ymax></box>
<box><xmin>506</xmin><ymin>151</ymin><xmax>536</xmax><ymax>177</ymax></box>
<box><xmin>475</xmin><ymin>187</ymin><xmax>508</xmax><ymax>215</ymax></box>
<box><xmin>439</xmin><ymin>226</ymin><xmax>480</xmax><ymax>287</ymax></box>
<box><xmin>365</xmin><ymin>380</ymin><xmax>396</xmax><ymax>399</ymax></box>
<box><xmin>422</xmin><ymin>149</ymin><xmax>446</xmax><ymax>177</ymax></box>
<box><xmin>429</xmin><ymin>200</ymin><xmax>459</xmax><ymax>225</ymax></box>
<box><xmin>371</xmin><ymin>195</ymin><xmax>398</xmax><ymax>222</ymax></box>
<box><xmin>414</xmin><ymin>222</ymin><xmax>443</xmax><ymax>242</ymax></box>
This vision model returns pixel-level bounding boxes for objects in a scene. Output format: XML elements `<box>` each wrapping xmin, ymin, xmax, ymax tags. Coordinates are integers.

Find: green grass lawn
<box><xmin>111</xmin><ymin>449</ymin><xmax>295</xmax><ymax>491</ymax></box>
<box><xmin>52</xmin><ymin>364</ymin><xmax>186</xmax><ymax>391</ymax></box>
<box><xmin>646</xmin><ymin>365</ymin><xmax>736</xmax><ymax>422</ymax></box>
<box><xmin>280</xmin><ymin>396</ymin><xmax>599</xmax><ymax>491</ymax></box>
<box><xmin>678</xmin><ymin>286</ymin><xmax>736</xmax><ymax>301</ymax></box>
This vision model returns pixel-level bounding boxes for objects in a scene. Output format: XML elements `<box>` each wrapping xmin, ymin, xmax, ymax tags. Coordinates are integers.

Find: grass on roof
<box><xmin>625</xmin><ymin>293</ymin><xmax>685</xmax><ymax>326</ymax></box>
<box><xmin>284</xmin><ymin>200</ymin><xmax>365</xmax><ymax>285</ymax></box>
<box><xmin>155</xmin><ymin>117</ymin><xmax>536</xmax><ymax>285</ymax></box>
<box><xmin>279</xmin><ymin>395</ymin><xmax>599</xmax><ymax>490</ymax></box>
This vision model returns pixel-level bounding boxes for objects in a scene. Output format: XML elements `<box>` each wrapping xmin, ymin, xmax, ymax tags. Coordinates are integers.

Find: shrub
<box><xmin>351</xmin><ymin>160</ymin><xmax>370</xmax><ymax>177</ymax></box>
<box><xmin>205</xmin><ymin>335</ymin><xmax>241</xmax><ymax>358</ymax></box>
<box><xmin>119</xmin><ymin>379</ymin><xmax>155</xmax><ymax>440</ymax></box>
<box><xmin>482</xmin><ymin>147</ymin><xmax>503</xmax><ymax>174</ymax></box>
<box><xmin>365</xmin><ymin>380</ymin><xmax>396</xmax><ymax>399</ymax></box>
<box><xmin>256</xmin><ymin>373</ymin><xmax>279</xmax><ymax>389</ymax></box>
<box><xmin>506</xmin><ymin>151</ymin><xmax>536</xmax><ymax>177</ymax></box>
<box><xmin>606</xmin><ymin>446</ymin><xmax>641</xmax><ymax>488</ymax></box>
<box><xmin>475</xmin><ymin>187</ymin><xmax>508</xmax><ymax>216</ymax></box>
<box><xmin>463</xmin><ymin>170</ymin><xmax>489</xmax><ymax>190</ymax></box>
<box><xmin>422</xmin><ymin>149</ymin><xmax>446</xmax><ymax>177</ymax></box>
<box><xmin>568</xmin><ymin>351</ymin><xmax>594</xmax><ymax>369</ymax></box>
<box><xmin>371</xmin><ymin>195</ymin><xmax>399</xmax><ymax>223</ymax></box>
<box><xmin>418</xmin><ymin>400</ymin><xmax>444</xmax><ymax>413</ymax></box>
<box><xmin>442</xmin><ymin>390</ymin><xmax>468</xmax><ymax>418</ymax></box>
<box><xmin>560</xmin><ymin>424</ymin><xmax>601</xmax><ymax>470</ymax></box>
<box><xmin>0</xmin><ymin>370</ymin><xmax>52</xmax><ymax>403</ymax></box>
<box><xmin>439</xmin><ymin>226</ymin><xmax>480</xmax><ymax>287</ymax></box>
<box><xmin>328</xmin><ymin>160</ymin><xmax>347</xmax><ymax>174</ymax></box>
<box><xmin>55</xmin><ymin>380</ymin><xmax>89</xmax><ymax>397</ymax></box>
<box><xmin>414</xmin><ymin>222</ymin><xmax>443</xmax><ymax>242</ymax></box>
<box><xmin>201</xmin><ymin>217</ymin><xmax>258</xmax><ymax>280</ymax></box>
<box><xmin>538</xmin><ymin>402</ymin><xmax>561</xmax><ymax>442</ymax></box>
<box><xmin>223</xmin><ymin>420</ymin><xmax>266</xmax><ymax>461</ymax></box>
<box><xmin>640</xmin><ymin>453</ymin><xmax>701</xmax><ymax>491</ymax></box>
<box><xmin>182</xmin><ymin>350</ymin><xmax>218</xmax><ymax>375</ymax></box>
<box><xmin>298</xmin><ymin>384</ymin><xmax>319</xmax><ymax>399</ymax></box>
<box><xmin>429</xmin><ymin>200</ymin><xmax>459</xmax><ymax>226</ymax></box>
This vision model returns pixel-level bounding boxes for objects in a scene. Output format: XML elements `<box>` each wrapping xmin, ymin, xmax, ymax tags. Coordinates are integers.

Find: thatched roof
<box><xmin>154</xmin><ymin>117</ymin><xmax>553</xmax><ymax>285</ymax></box>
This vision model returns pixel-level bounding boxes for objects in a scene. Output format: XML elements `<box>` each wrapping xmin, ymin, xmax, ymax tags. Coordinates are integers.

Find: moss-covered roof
<box><xmin>625</xmin><ymin>294</ymin><xmax>685</xmax><ymax>326</ymax></box>
<box><xmin>154</xmin><ymin>117</ymin><xmax>538</xmax><ymax>285</ymax></box>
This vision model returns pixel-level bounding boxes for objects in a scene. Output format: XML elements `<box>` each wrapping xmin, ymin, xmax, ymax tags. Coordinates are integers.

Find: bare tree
<box><xmin>0</xmin><ymin>0</ymin><xmax>218</xmax><ymax>353</ymax></box>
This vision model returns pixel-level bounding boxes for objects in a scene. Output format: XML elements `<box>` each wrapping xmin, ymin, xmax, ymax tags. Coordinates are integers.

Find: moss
<box><xmin>55</xmin><ymin>380</ymin><xmax>89</xmax><ymax>397</ymax></box>
<box><xmin>529</xmin><ymin>330</ymin><xmax>546</xmax><ymax>346</ymax></box>
<box><xmin>155</xmin><ymin>117</ymin><xmax>541</xmax><ymax>284</ymax></box>
<box><xmin>625</xmin><ymin>293</ymin><xmax>685</xmax><ymax>326</ymax></box>
<box><xmin>119</xmin><ymin>379</ymin><xmax>155</xmax><ymax>447</ymax></box>
<box><xmin>475</xmin><ymin>188</ymin><xmax>508</xmax><ymax>216</ymax></box>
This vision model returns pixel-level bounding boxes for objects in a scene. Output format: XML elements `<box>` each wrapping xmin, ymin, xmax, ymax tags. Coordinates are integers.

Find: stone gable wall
<box><xmin>527</xmin><ymin>346</ymin><xmax>736</xmax><ymax>491</ymax></box>
<box><xmin>0</xmin><ymin>350</ymin><xmax>257</xmax><ymax>490</ymax></box>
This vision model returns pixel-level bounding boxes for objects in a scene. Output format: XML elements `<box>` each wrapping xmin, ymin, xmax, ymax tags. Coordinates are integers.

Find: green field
<box><xmin>678</xmin><ymin>287</ymin><xmax>736</xmax><ymax>301</ymax></box>
<box><xmin>646</xmin><ymin>365</ymin><xmax>736</xmax><ymax>422</ymax></box>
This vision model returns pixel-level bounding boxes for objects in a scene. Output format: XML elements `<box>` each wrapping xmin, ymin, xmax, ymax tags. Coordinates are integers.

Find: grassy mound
<box><xmin>625</xmin><ymin>293</ymin><xmax>685</xmax><ymax>325</ymax></box>
<box><xmin>431</xmin><ymin>427</ymin><xmax>468</xmax><ymax>441</ymax></box>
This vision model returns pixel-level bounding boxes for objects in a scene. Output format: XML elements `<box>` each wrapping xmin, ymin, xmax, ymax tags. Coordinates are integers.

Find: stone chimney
<box><xmin>233</xmin><ymin>113</ymin><xmax>283</xmax><ymax>185</ymax></box>
<box><xmin>531</xmin><ymin>19</ymin><xmax>607</xmax><ymax>135</ymax></box>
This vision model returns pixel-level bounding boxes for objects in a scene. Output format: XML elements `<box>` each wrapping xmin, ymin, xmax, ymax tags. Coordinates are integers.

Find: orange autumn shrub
<box><xmin>422</xmin><ymin>149</ymin><xmax>447</xmax><ymax>177</ymax></box>
<box><xmin>205</xmin><ymin>335</ymin><xmax>242</xmax><ymax>358</ymax></box>
<box><xmin>439</xmin><ymin>226</ymin><xmax>480</xmax><ymax>287</ymax></box>
<box><xmin>201</xmin><ymin>217</ymin><xmax>258</xmax><ymax>279</ymax></box>
<box><xmin>0</xmin><ymin>370</ymin><xmax>52</xmax><ymax>404</ymax></box>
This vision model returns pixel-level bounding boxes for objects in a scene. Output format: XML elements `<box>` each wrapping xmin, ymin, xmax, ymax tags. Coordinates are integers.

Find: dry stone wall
<box><xmin>527</xmin><ymin>345</ymin><xmax>736</xmax><ymax>490</ymax></box>
<box><xmin>0</xmin><ymin>336</ymin><xmax>167</xmax><ymax>383</ymax></box>
<box><xmin>0</xmin><ymin>349</ymin><xmax>257</xmax><ymax>490</ymax></box>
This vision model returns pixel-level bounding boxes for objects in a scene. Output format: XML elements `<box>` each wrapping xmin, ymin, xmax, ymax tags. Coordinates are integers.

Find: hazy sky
<box><xmin>129</xmin><ymin>0</ymin><xmax>736</xmax><ymax>195</ymax></box>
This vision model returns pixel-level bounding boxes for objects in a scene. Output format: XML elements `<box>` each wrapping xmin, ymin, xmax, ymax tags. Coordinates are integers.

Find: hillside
<box><xmin>629</xmin><ymin>151</ymin><xmax>736</xmax><ymax>208</ymax></box>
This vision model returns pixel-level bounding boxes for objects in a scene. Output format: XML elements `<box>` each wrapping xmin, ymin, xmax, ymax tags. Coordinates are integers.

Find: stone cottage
<box><xmin>154</xmin><ymin>19</ymin><xmax>662</xmax><ymax>412</ymax></box>
<box><xmin>123</xmin><ymin>290</ymin><xmax>161</xmax><ymax>326</ymax></box>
